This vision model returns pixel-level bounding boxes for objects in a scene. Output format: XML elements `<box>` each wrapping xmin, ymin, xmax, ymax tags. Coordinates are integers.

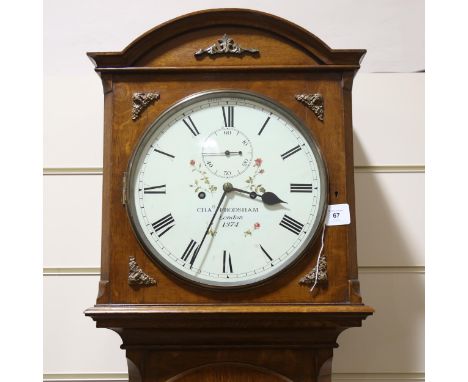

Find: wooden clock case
<box><xmin>85</xmin><ymin>9</ymin><xmax>373</xmax><ymax>382</ymax></box>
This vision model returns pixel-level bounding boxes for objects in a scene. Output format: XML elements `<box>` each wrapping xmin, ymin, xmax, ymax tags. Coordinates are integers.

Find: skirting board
<box><xmin>43</xmin><ymin>372</ymin><xmax>425</xmax><ymax>381</ymax></box>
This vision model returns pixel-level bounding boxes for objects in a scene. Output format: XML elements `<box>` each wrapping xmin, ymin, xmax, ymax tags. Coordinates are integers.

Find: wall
<box><xmin>43</xmin><ymin>1</ymin><xmax>425</xmax><ymax>381</ymax></box>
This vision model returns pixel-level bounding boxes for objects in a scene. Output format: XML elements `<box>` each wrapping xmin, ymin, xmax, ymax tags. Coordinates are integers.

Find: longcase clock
<box><xmin>85</xmin><ymin>9</ymin><xmax>373</xmax><ymax>382</ymax></box>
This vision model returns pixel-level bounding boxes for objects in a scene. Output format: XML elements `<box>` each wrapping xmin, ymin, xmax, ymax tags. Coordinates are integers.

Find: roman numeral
<box><xmin>223</xmin><ymin>250</ymin><xmax>233</xmax><ymax>273</ymax></box>
<box><xmin>154</xmin><ymin>148</ymin><xmax>175</xmax><ymax>159</ymax></box>
<box><xmin>182</xmin><ymin>116</ymin><xmax>199</xmax><ymax>136</ymax></box>
<box><xmin>143</xmin><ymin>185</ymin><xmax>166</xmax><ymax>194</ymax></box>
<box><xmin>290</xmin><ymin>183</ymin><xmax>313</xmax><ymax>193</ymax></box>
<box><xmin>189</xmin><ymin>246</ymin><xmax>200</xmax><ymax>268</ymax></box>
<box><xmin>151</xmin><ymin>213</ymin><xmax>175</xmax><ymax>237</ymax></box>
<box><xmin>279</xmin><ymin>214</ymin><xmax>304</xmax><ymax>235</ymax></box>
<box><xmin>182</xmin><ymin>239</ymin><xmax>198</xmax><ymax>262</ymax></box>
<box><xmin>258</xmin><ymin>114</ymin><xmax>271</xmax><ymax>135</ymax></box>
<box><xmin>260</xmin><ymin>244</ymin><xmax>273</xmax><ymax>261</ymax></box>
<box><xmin>222</xmin><ymin>106</ymin><xmax>234</xmax><ymax>127</ymax></box>
<box><xmin>281</xmin><ymin>145</ymin><xmax>302</xmax><ymax>160</ymax></box>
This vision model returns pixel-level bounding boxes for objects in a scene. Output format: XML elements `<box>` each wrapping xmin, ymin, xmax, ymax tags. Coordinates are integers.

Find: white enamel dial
<box><xmin>126</xmin><ymin>91</ymin><xmax>328</xmax><ymax>288</ymax></box>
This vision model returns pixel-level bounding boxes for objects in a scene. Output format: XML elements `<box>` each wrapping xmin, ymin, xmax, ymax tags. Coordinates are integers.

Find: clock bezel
<box><xmin>125</xmin><ymin>89</ymin><xmax>329</xmax><ymax>289</ymax></box>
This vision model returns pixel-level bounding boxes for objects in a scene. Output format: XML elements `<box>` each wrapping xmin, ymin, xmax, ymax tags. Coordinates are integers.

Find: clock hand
<box><xmin>190</xmin><ymin>183</ymin><xmax>233</xmax><ymax>268</ymax></box>
<box><xmin>202</xmin><ymin>150</ymin><xmax>243</xmax><ymax>157</ymax></box>
<box><xmin>231</xmin><ymin>187</ymin><xmax>286</xmax><ymax>206</ymax></box>
<box><xmin>261</xmin><ymin>191</ymin><xmax>287</xmax><ymax>205</ymax></box>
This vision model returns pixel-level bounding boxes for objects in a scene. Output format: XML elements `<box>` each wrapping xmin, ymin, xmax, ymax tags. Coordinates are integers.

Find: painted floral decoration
<box><xmin>244</xmin><ymin>222</ymin><xmax>261</xmax><ymax>237</ymax></box>
<box><xmin>189</xmin><ymin>160</ymin><xmax>217</xmax><ymax>194</ymax></box>
<box><xmin>245</xmin><ymin>157</ymin><xmax>266</xmax><ymax>194</ymax></box>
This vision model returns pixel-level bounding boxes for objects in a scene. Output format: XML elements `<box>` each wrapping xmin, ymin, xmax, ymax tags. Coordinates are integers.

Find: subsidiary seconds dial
<box><xmin>126</xmin><ymin>90</ymin><xmax>328</xmax><ymax>288</ymax></box>
<box><xmin>202</xmin><ymin>128</ymin><xmax>253</xmax><ymax>178</ymax></box>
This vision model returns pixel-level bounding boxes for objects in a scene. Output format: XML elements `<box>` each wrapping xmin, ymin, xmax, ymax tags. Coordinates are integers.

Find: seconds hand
<box><xmin>202</xmin><ymin>150</ymin><xmax>243</xmax><ymax>157</ymax></box>
<box><xmin>190</xmin><ymin>183</ymin><xmax>233</xmax><ymax>268</ymax></box>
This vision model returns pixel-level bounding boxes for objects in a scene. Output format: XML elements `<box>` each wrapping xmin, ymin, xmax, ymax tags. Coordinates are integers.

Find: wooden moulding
<box><xmin>86</xmin><ymin>303</ymin><xmax>374</xmax><ymax>316</ymax></box>
<box><xmin>85</xmin><ymin>304</ymin><xmax>373</xmax><ymax>345</ymax></box>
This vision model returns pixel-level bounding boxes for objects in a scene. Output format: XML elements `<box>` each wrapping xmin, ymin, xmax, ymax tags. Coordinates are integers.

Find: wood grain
<box><xmin>85</xmin><ymin>9</ymin><xmax>372</xmax><ymax>382</ymax></box>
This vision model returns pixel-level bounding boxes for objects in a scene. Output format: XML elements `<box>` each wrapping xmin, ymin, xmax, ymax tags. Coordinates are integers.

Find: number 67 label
<box><xmin>325</xmin><ymin>204</ymin><xmax>351</xmax><ymax>226</ymax></box>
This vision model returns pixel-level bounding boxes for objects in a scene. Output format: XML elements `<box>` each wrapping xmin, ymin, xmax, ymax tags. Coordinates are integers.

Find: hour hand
<box><xmin>261</xmin><ymin>191</ymin><xmax>287</xmax><ymax>205</ymax></box>
<box><xmin>231</xmin><ymin>187</ymin><xmax>286</xmax><ymax>206</ymax></box>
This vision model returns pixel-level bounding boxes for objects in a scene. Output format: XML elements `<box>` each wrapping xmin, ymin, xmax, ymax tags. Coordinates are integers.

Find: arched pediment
<box><xmin>87</xmin><ymin>9</ymin><xmax>365</xmax><ymax>71</ymax></box>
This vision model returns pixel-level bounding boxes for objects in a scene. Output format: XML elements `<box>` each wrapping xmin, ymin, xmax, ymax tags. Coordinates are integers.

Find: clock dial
<box><xmin>201</xmin><ymin>128</ymin><xmax>254</xmax><ymax>178</ymax></box>
<box><xmin>126</xmin><ymin>90</ymin><xmax>328</xmax><ymax>288</ymax></box>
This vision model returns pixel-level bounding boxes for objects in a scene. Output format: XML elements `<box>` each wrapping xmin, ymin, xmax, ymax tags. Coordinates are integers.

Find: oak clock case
<box><xmin>85</xmin><ymin>8</ymin><xmax>373</xmax><ymax>382</ymax></box>
<box><xmin>125</xmin><ymin>90</ymin><xmax>328</xmax><ymax>289</ymax></box>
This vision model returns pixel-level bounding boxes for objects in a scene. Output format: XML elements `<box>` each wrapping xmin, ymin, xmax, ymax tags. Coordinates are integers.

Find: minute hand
<box><xmin>231</xmin><ymin>187</ymin><xmax>286</xmax><ymax>206</ymax></box>
<box><xmin>190</xmin><ymin>184</ymin><xmax>231</xmax><ymax>268</ymax></box>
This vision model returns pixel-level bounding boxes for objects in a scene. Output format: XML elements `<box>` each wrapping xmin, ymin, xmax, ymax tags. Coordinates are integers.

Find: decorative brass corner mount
<box><xmin>295</xmin><ymin>93</ymin><xmax>324</xmax><ymax>121</ymax></box>
<box><xmin>132</xmin><ymin>92</ymin><xmax>160</xmax><ymax>121</ymax></box>
<box><xmin>195</xmin><ymin>34</ymin><xmax>259</xmax><ymax>57</ymax></box>
<box><xmin>299</xmin><ymin>255</ymin><xmax>328</xmax><ymax>288</ymax></box>
<box><xmin>128</xmin><ymin>256</ymin><xmax>157</xmax><ymax>287</ymax></box>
